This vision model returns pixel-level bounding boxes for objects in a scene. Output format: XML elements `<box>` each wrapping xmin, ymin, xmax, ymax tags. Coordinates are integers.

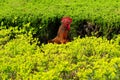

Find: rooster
<box><xmin>48</xmin><ymin>17</ymin><xmax>72</xmax><ymax>44</ymax></box>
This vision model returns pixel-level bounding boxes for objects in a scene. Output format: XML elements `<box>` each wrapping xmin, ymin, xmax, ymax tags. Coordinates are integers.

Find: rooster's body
<box><xmin>48</xmin><ymin>17</ymin><xmax>72</xmax><ymax>44</ymax></box>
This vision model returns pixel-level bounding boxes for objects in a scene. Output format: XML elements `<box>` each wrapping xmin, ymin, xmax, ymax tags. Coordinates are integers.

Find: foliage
<box><xmin>0</xmin><ymin>0</ymin><xmax>120</xmax><ymax>79</ymax></box>
<box><xmin>0</xmin><ymin>0</ymin><xmax>120</xmax><ymax>39</ymax></box>
<box><xmin>1</xmin><ymin>27</ymin><xmax>120</xmax><ymax>79</ymax></box>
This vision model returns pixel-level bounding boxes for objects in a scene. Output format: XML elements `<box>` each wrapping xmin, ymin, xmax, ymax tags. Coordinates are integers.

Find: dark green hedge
<box><xmin>0</xmin><ymin>0</ymin><xmax>120</xmax><ymax>42</ymax></box>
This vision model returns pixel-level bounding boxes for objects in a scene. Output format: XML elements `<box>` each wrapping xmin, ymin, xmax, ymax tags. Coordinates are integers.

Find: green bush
<box><xmin>1</xmin><ymin>32</ymin><xmax>120</xmax><ymax>79</ymax></box>
<box><xmin>0</xmin><ymin>0</ymin><xmax>120</xmax><ymax>79</ymax></box>
<box><xmin>0</xmin><ymin>0</ymin><xmax>120</xmax><ymax>40</ymax></box>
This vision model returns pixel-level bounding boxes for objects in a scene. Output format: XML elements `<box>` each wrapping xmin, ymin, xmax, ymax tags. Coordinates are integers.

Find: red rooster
<box><xmin>48</xmin><ymin>17</ymin><xmax>72</xmax><ymax>44</ymax></box>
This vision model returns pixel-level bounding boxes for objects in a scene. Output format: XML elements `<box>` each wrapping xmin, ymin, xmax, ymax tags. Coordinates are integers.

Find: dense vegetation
<box><xmin>0</xmin><ymin>0</ymin><xmax>120</xmax><ymax>40</ymax></box>
<box><xmin>0</xmin><ymin>0</ymin><xmax>120</xmax><ymax>79</ymax></box>
<box><xmin>1</xmin><ymin>28</ymin><xmax>120</xmax><ymax>79</ymax></box>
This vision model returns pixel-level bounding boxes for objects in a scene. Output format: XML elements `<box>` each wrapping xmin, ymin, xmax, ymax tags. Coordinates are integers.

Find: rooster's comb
<box><xmin>61</xmin><ymin>17</ymin><xmax>72</xmax><ymax>23</ymax></box>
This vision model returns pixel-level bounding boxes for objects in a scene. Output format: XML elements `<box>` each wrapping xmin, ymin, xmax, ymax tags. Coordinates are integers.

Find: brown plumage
<box><xmin>48</xmin><ymin>17</ymin><xmax>72</xmax><ymax>44</ymax></box>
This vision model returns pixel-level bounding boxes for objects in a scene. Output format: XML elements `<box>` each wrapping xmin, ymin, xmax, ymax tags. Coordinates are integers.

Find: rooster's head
<box><xmin>61</xmin><ymin>17</ymin><xmax>72</xmax><ymax>30</ymax></box>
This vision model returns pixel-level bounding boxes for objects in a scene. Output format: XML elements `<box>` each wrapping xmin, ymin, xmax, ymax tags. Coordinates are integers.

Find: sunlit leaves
<box><xmin>1</xmin><ymin>34</ymin><xmax>120</xmax><ymax>79</ymax></box>
<box><xmin>0</xmin><ymin>0</ymin><xmax>120</xmax><ymax>79</ymax></box>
